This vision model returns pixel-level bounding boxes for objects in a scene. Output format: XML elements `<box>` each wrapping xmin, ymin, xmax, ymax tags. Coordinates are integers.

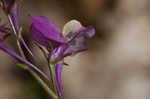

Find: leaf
<box><xmin>47</xmin><ymin>41</ymin><xmax>53</xmax><ymax>57</ymax></box>
<box><xmin>50</xmin><ymin>53</ymin><xmax>70</xmax><ymax>64</ymax></box>
<box><xmin>18</xmin><ymin>26</ymin><xmax>23</xmax><ymax>37</ymax></box>
<box><xmin>16</xmin><ymin>63</ymin><xmax>28</xmax><ymax>70</ymax></box>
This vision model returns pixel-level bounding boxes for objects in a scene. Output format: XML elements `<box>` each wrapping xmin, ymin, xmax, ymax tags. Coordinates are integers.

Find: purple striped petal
<box><xmin>10</xmin><ymin>0</ymin><xmax>19</xmax><ymax>33</ymax></box>
<box><xmin>29</xmin><ymin>15</ymin><xmax>65</xmax><ymax>49</ymax></box>
<box><xmin>63</xmin><ymin>20</ymin><xmax>95</xmax><ymax>55</ymax></box>
<box><xmin>0</xmin><ymin>24</ymin><xmax>7</xmax><ymax>31</ymax></box>
<box><xmin>55</xmin><ymin>60</ymin><xmax>65</xmax><ymax>99</ymax></box>
<box><xmin>52</xmin><ymin>44</ymin><xmax>68</xmax><ymax>99</ymax></box>
<box><xmin>0</xmin><ymin>40</ymin><xmax>49</xmax><ymax>81</ymax></box>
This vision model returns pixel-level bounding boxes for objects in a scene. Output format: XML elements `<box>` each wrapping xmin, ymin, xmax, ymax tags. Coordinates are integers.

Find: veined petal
<box><xmin>62</xmin><ymin>20</ymin><xmax>82</xmax><ymax>37</ymax></box>
<box><xmin>10</xmin><ymin>0</ymin><xmax>19</xmax><ymax>33</ymax></box>
<box><xmin>5</xmin><ymin>0</ymin><xmax>19</xmax><ymax>33</ymax></box>
<box><xmin>0</xmin><ymin>24</ymin><xmax>7</xmax><ymax>32</ymax></box>
<box><xmin>63</xmin><ymin>20</ymin><xmax>95</xmax><ymax>55</ymax></box>
<box><xmin>68</xmin><ymin>36</ymin><xmax>89</xmax><ymax>55</ymax></box>
<box><xmin>29</xmin><ymin>15</ymin><xmax>65</xmax><ymax>49</ymax></box>
<box><xmin>30</xmin><ymin>24</ymin><xmax>63</xmax><ymax>49</ymax></box>
<box><xmin>52</xmin><ymin>45</ymin><xmax>68</xmax><ymax>99</ymax></box>
<box><xmin>55</xmin><ymin>60</ymin><xmax>65</xmax><ymax>99</ymax></box>
<box><xmin>0</xmin><ymin>40</ymin><xmax>49</xmax><ymax>80</ymax></box>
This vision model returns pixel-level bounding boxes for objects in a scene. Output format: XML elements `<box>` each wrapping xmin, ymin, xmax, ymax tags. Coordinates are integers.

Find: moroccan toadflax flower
<box><xmin>29</xmin><ymin>15</ymin><xmax>95</xmax><ymax>99</ymax></box>
<box><xmin>0</xmin><ymin>0</ymin><xmax>95</xmax><ymax>99</ymax></box>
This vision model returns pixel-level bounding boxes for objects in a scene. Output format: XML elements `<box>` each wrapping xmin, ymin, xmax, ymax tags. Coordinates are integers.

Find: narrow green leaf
<box><xmin>51</xmin><ymin>53</ymin><xmax>70</xmax><ymax>64</ymax></box>
<box><xmin>47</xmin><ymin>41</ymin><xmax>53</xmax><ymax>57</ymax></box>
<box><xmin>16</xmin><ymin>63</ymin><xmax>28</xmax><ymax>70</ymax></box>
<box><xmin>18</xmin><ymin>27</ymin><xmax>23</xmax><ymax>37</ymax></box>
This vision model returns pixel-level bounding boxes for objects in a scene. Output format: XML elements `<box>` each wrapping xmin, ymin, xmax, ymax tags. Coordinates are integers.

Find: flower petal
<box><xmin>5</xmin><ymin>0</ymin><xmax>19</xmax><ymax>33</ymax></box>
<box><xmin>68</xmin><ymin>36</ymin><xmax>89</xmax><ymax>55</ymax></box>
<box><xmin>79</xmin><ymin>26</ymin><xmax>95</xmax><ymax>38</ymax></box>
<box><xmin>63</xmin><ymin>20</ymin><xmax>95</xmax><ymax>55</ymax></box>
<box><xmin>0</xmin><ymin>24</ymin><xmax>7</xmax><ymax>32</ymax></box>
<box><xmin>29</xmin><ymin>15</ymin><xmax>65</xmax><ymax>49</ymax></box>
<box><xmin>55</xmin><ymin>60</ymin><xmax>65</xmax><ymax>99</ymax></box>
<box><xmin>62</xmin><ymin>20</ymin><xmax>82</xmax><ymax>37</ymax></box>
<box><xmin>52</xmin><ymin>45</ymin><xmax>68</xmax><ymax>99</ymax></box>
<box><xmin>0</xmin><ymin>40</ymin><xmax>49</xmax><ymax>80</ymax></box>
<box><xmin>10</xmin><ymin>0</ymin><xmax>19</xmax><ymax>33</ymax></box>
<box><xmin>30</xmin><ymin>24</ymin><xmax>62</xmax><ymax>49</ymax></box>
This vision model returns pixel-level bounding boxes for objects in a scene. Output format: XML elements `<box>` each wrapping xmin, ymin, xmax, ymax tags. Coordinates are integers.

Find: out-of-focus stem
<box><xmin>8</xmin><ymin>15</ymin><xmax>17</xmax><ymax>35</ymax></box>
<box><xmin>49</xmin><ymin>64</ymin><xmax>57</xmax><ymax>92</ymax></box>
<box><xmin>27</xmin><ymin>66</ymin><xmax>58</xmax><ymax>99</ymax></box>
<box><xmin>17</xmin><ymin>64</ymin><xmax>58</xmax><ymax>99</ymax></box>
<box><xmin>49</xmin><ymin>63</ymin><xmax>60</xmax><ymax>98</ymax></box>
<box><xmin>8</xmin><ymin>14</ymin><xmax>25</xmax><ymax>58</ymax></box>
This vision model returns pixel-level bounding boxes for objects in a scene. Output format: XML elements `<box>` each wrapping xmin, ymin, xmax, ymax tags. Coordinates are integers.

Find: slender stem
<box><xmin>8</xmin><ymin>14</ymin><xmax>17</xmax><ymax>35</ymax></box>
<box><xmin>26</xmin><ymin>67</ymin><xmax>58</xmax><ymax>99</ymax></box>
<box><xmin>48</xmin><ymin>64</ymin><xmax>58</xmax><ymax>94</ymax></box>
<box><xmin>8</xmin><ymin>14</ymin><xmax>25</xmax><ymax>58</ymax></box>
<box><xmin>16</xmin><ymin>39</ymin><xmax>26</xmax><ymax>58</ymax></box>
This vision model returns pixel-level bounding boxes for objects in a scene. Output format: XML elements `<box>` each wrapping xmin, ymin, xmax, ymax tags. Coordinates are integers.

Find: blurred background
<box><xmin>1</xmin><ymin>0</ymin><xmax>150</xmax><ymax>99</ymax></box>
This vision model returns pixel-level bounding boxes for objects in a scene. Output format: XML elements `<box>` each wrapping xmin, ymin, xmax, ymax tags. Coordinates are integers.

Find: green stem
<box><xmin>7</xmin><ymin>14</ymin><xmax>25</xmax><ymax>58</ymax></box>
<box><xmin>49</xmin><ymin>64</ymin><xmax>59</xmax><ymax>95</ymax></box>
<box><xmin>27</xmin><ymin>67</ymin><xmax>58</xmax><ymax>99</ymax></box>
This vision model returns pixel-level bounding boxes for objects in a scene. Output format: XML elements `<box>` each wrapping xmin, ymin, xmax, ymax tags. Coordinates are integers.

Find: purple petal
<box><xmin>10</xmin><ymin>0</ymin><xmax>19</xmax><ymax>33</ymax></box>
<box><xmin>79</xmin><ymin>26</ymin><xmax>95</xmax><ymax>38</ymax></box>
<box><xmin>68</xmin><ymin>36</ymin><xmax>89</xmax><ymax>55</ymax></box>
<box><xmin>0</xmin><ymin>24</ymin><xmax>7</xmax><ymax>31</ymax></box>
<box><xmin>52</xmin><ymin>45</ymin><xmax>68</xmax><ymax>99</ymax></box>
<box><xmin>5</xmin><ymin>0</ymin><xmax>19</xmax><ymax>33</ymax></box>
<box><xmin>66</xmin><ymin>26</ymin><xmax>95</xmax><ymax>55</ymax></box>
<box><xmin>55</xmin><ymin>60</ymin><xmax>65</xmax><ymax>99</ymax></box>
<box><xmin>29</xmin><ymin>15</ymin><xmax>65</xmax><ymax>49</ymax></box>
<box><xmin>0</xmin><ymin>40</ymin><xmax>49</xmax><ymax>81</ymax></box>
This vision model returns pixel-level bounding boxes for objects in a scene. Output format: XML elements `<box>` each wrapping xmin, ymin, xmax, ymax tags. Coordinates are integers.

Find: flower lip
<box><xmin>68</xmin><ymin>26</ymin><xmax>95</xmax><ymax>43</ymax></box>
<box><xmin>62</xmin><ymin>20</ymin><xmax>82</xmax><ymax>37</ymax></box>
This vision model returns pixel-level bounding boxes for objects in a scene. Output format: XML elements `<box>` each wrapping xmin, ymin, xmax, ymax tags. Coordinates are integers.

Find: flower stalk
<box><xmin>49</xmin><ymin>63</ymin><xmax>60</xmax><ymax>97</ymax></box>
<box><xmin>16</xmin><ymin>64</ymin><xmax>58</xmax><ymax>99</ymax></box>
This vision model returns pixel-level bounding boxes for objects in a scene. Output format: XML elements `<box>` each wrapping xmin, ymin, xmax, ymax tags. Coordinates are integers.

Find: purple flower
<box><xmin>29</xmin><ymin>15</ymin><xmax>95</xmax><ymax>99</ymax></box>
